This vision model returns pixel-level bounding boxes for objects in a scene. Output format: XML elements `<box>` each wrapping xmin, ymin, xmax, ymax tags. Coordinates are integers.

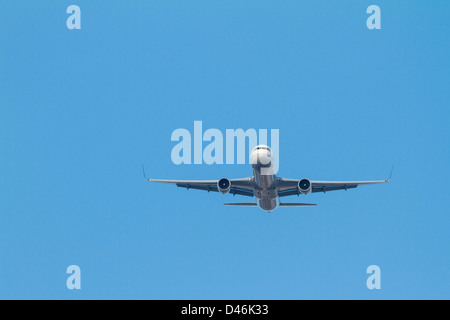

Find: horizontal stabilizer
<box><xmin>224</xmin><ymin>203</ymin><xmax>257</xmax><ymax>206</ymax></box>
<box><xmin>279</xmin><ymin>203</ymin><xmax>317</xmax><ymax>207</ymax></box>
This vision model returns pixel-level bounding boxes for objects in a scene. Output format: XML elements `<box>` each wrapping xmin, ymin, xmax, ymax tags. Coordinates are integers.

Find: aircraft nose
<box><xmin>251</xmin><ymin>150</ymin><xmax>271</xmax><ymax>166</ymax></box>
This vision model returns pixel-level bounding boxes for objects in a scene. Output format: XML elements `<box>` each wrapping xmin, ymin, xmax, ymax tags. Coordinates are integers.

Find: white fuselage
<box><xmin>250</xmin><ymin>145</ymin><xmax>279</xmax><ymax>212</ymax></box>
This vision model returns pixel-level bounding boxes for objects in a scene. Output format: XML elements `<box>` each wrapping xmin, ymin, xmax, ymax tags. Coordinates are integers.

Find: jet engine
<box><xmin>298</xmin><ymin>178</ymin><xmax>311</xmax><ymax>195</ymax></box>
<box><xmin>217</xmin><ymin>178</ymin><xmax>231</xmax><ymax>194</ymax></box>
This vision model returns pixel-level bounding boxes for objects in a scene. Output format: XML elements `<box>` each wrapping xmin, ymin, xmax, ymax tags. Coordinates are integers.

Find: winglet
<box><xmin>386</xmin><ymin>166</ymin><xmax>394</xmax><ymax>182</ymax></box>
<box><xmin>142</xmin><ymin>165</ymin><xmax>150</xmax><ymax>181</ymax></box>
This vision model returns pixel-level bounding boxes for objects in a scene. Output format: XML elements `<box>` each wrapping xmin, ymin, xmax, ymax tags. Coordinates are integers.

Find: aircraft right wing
<box><xmin>145</xmin><ymin>177</ymin><xmax>255</xmax><ymax>197</ymax></box>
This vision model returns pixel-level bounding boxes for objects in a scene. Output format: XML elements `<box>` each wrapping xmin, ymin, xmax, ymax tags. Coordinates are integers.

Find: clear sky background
<box><xmin>1</xmin><ymin>1</ymin><xmax>449</xmax><ymax>299</ymax></box>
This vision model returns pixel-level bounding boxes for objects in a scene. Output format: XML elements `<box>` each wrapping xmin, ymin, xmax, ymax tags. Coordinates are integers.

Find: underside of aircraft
<box><xmin>144</xmin><ymin>145</ymin><xmax>391</xmax><ymax>212</ymax></box>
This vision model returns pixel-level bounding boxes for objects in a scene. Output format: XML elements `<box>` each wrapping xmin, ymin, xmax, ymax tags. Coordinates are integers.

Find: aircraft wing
<box><xmin>277</xmin><ymin>177</ymin><xmax>390</xmax><ymax>197</ymax></box>
<box><xmin>145</xmin><ymin>177</ymin><xmax>255</xmax><ymax>197</ymax></box>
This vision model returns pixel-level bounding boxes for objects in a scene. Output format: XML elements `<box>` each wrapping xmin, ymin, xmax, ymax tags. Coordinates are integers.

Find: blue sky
<box><xmin>1</xmin><ymin>1</ymin><xmax>449</xmax><ymax>299</ymax></box>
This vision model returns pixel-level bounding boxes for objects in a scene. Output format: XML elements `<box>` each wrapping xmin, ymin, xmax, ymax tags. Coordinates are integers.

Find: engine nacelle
<box><xmin>298</xmin><ymin>178</ymin><xmax>311</xmax><ymax>195</ymax></box>
<box><xmin>217</xmin><ymin>178</ymin><xmax>231</xmax><ymax>194</ymax></box>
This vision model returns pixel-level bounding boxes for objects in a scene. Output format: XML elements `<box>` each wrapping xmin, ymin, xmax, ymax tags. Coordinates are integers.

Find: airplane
<box><xmin>144</xmin><ymin>145</ymin><xmax>391</xmax><ymax>213</ymax></box>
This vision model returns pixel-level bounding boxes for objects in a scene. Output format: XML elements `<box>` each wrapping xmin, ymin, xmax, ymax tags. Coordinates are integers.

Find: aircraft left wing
<box><xmin>145</xmin><ymin>177</ymin><xmax>255</xmax><ymax>197</ymax></box>
<box><xmin>278</xmin><ymin>177</ymin><xmax>390</xmax><ymax>197</ymax></box>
